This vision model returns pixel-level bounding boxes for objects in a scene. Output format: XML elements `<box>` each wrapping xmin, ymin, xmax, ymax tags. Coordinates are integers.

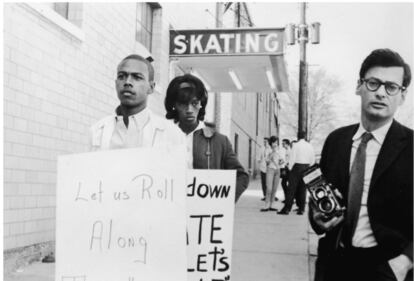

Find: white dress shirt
<box><xmin>182</xmin><ymin>121</ymin><xmax>204</xmax><ymax>168</ymax></box>
<box><xmin>279</xmin><ymin>146</ymin><xmax>290</xmax><ymax>168</ymax></box>
<box><xmin>110</xmin><ymin>108</ymin><xmax>150</xmax><ymax>149</ymax></box>
<box><xmin>351</xmin><ymin>121</ymin><xmax>392</xmax><ymax>248</ymax></box>
<box><xmin>89</xmin><ymin>109</ymin><xmax>186</xmax><ymax>151</ymax></box>
<box><xmin>258</xmin><ymin>146</ymin><xmax>271</xmax><ymax>173</ymax></box>
<box><xmin>288</xmin><ymin>139</ymin><xmax>315</xmax><ymax>170</ymax></box>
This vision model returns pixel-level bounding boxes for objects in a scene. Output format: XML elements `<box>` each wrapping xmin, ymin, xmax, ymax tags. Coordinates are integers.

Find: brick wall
<box><xmin>3</xmin><ymin>3</ymin><xmax>170</xmax><ymax>251</ymax></box>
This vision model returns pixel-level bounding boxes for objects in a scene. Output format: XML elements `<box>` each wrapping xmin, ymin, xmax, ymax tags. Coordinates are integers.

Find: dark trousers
<box><xmin>260</xmin><ymin>171</ymin><xmax>267</xmax><ymax>197</ymax></box>
<box><xmin>280</xmin><ymin>168</ymin><xmax>289</xmax><ymax>199</ymax></box>
<box><xmin>283</xmin><ymin>163</ymin><xmax>309</xmax><ymax>212</ymax></box>
<box><xmin>315</xmin><ymin>246</ymin><xmax>413</xmax><ymax>281</ymax></box>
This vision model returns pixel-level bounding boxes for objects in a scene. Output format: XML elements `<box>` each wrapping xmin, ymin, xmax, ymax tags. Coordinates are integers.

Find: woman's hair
<box><xmin>164</xmin><ymin>74</ymin><xmax>208</xmax><ymax>122</ymax></box>
<box><xmin>268</xmin><ymin>136</ymin><xmax>279</xmax><ymax>146</ymax></box>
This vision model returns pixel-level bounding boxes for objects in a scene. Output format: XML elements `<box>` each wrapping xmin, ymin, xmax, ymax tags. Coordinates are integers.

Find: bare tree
<box><xmin>278</xmin><ymin>68</ymin><xmax>346</xmax><ymax>148</ymax></box>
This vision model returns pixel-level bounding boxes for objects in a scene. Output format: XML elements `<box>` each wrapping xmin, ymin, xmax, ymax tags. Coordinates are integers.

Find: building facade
<box><xmin>3</xmin><ymin>2</ymin><xmax>283</xmax><ymax>268</ymax></box>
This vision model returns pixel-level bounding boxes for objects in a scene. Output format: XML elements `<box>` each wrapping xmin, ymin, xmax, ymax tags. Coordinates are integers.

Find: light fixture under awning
<box><xmin>171</xmin><ymin>54</ymin><xmax>289</xmax><ymax>93</ymax></box>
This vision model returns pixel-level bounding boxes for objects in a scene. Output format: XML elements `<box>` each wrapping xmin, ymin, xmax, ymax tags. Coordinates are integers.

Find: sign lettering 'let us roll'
<box><xmin>170</xmin><ymin>28</ymin><xmax>285</xmax><ymax>56</ymax></box>
<box><xmin>56</xmin><ymin>146</ymin><xmax>187</xmax><ymax>281</ymax></box>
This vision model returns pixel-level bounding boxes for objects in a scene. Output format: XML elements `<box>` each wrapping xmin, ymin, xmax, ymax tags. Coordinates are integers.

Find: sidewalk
<box><xmin>232</xmin><ymin>179</ymin><xmax>312</xmax><ymax>281</ymax></box>
<box><xmin>5</xmin><ymin>179</ymin><xmax>315</xmax><ymax>281</ymax></box>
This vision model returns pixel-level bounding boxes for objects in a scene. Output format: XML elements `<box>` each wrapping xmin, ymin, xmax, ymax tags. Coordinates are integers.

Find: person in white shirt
<box><xmin>260</xmin><ymin>136</ymin><xmax>282</xmax><ymax>212</ymax></box>
<box><xmin>309</xmin><ymin>49</ymin><xmax>412</xmax><ymax>281</ymax></box>
<box><xmin>89</xmin><ymin>54</ymin><xmax>185</xmax><ymax>150</ymax></box>
<box><xmin>278</xmin><ymin>132</ymin><xmax>314</xmax><ymax>215</ymax></box>
<box><xmin>257</xmin><ymin>137</ymin><xmax>270</xmax><ymax>200</ymax></box>
<box><xmin>279</xmin><ymin>138</ymin><xmax>291</xmax><ymax>202</ymax></box>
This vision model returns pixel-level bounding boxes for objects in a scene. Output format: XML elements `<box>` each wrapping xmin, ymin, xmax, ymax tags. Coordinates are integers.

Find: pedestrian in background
<box><xmin>278</xmin><ymin>132</ymin><xmax>315</xmax><ymax>215</ymax></box>
<box><xmin>260</xmin><ymin>136</ymin><xmax>282</xmax><ymax>212</ymax></box>
<box><xmin>280</xmin><ymin>138</ymin><xmax>291</xmax><ymax>202</ymax></box>
<box><xmin>257</xmin><ymin>137</ymin><xmax>270</xmax><ymax>201</ymax></box>
<box><xmin>164</xmin><ymin>74</ymin><xmax>249</xmax><ymax>202</ymax></box>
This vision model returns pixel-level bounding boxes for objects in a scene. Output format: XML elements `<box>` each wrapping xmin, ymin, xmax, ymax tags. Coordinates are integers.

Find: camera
<box><xmin>302</xmin><ymin>164</ymin><xmax>345</xmax><ymax>218</ymax></box>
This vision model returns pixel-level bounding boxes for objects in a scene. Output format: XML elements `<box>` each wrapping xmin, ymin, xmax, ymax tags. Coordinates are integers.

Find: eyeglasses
<box><xmin>360</xmin><ymin>78</ymin><xmax>406</xmax><ymax>96</ymax></box>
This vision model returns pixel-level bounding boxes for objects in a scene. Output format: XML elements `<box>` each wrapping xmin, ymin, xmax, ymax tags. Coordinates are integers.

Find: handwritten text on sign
<box><xmin>56</xmin><ymin>147</ymin><xmax>187</xmax><ymax>281</ymax></box>
<box><xmin>186</xmin><ymin>170</ymin><xmax>236</xmax><ymax>281</ymax></box>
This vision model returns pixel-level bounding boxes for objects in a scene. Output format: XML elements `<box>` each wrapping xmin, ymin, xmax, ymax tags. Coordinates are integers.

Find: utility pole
<box><xmin>286</xmin><ymin>3</ymin><xmax>320</xmax><ymax>141</ymax></box>
<box><xmin>298</xmin><ymin>2</ymin><xmax>308</xmax><ymax>140</ymax></box>
<box><xmin>214</xmin><ymin>2</ymin><xmax>224</xmax><ymax>133</ymax></box>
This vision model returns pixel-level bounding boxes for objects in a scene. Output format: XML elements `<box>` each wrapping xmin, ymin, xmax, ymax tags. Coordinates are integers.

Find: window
<box><xmin>27</xmin><ymin>3</ymin><xmax>84</xmax><ymax>40</ymax></box>
<box><xmin>46</xmin><ymin>3</ymin><xmax>83</xmax><ymax>28</ymax></box>
<box><xmin>265</xmin><ymin>93</ymin><xmax>269</xmax><ymax>112</ymax></box>
<box><xmin>54</xmin><ymin>3</ymin><xmax>68</xmax><ymax>18</ymax></box>
<box><xmin>234</xmin><ymin>134</ymin><xmax>239</xmax><ymax>155</ymax></box>
<box><xmin>248</xmin><ymin>139</ymin><xmax>252</xmax><ymax>169</ymax></box>
<box><xmin>136</xmin><ymin>3</ymin><xmax>154</xmax><ymax>51</ymax></box>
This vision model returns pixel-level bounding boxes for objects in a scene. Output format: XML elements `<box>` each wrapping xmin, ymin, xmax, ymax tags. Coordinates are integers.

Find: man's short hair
<box><xmin>119</xmin><ymin>54</ymin><xmax>155</xmax><ymax>82</ymax></box>
<box><xmin>282</xmin><ymin>138</ymin><xmax>290</xmax><ymax>145</ymax></box>
<box><xmin>268</xmin><ymin>136</ymin><xmax>279</xmax><ymax>146</ymax></box>
<box><xmin>165</xmin><ymin>74</ymin><xmax>208</xmax><ymax>122</ymax></box>
<box><xmin>359</xmin><ymin>49</ymin><xmax>411</xmax><ymax>88</ymax></box>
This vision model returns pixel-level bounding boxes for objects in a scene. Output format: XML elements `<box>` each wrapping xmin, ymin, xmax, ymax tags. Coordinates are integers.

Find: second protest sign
<box><xmin>186</xmin><ymin>169</ymin><xmax>236</xmax><ymax>281</ymax></box>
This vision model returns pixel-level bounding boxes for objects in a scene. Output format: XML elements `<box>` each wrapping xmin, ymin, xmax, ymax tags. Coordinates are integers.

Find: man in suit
<box><xmin>309</xmin><ymin>49</ymin><xmax>412</xmax><ymax>281</ymax></box>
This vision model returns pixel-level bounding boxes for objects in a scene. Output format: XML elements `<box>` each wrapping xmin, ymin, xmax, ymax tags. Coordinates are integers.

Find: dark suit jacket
<box><xmin>311</xmin><ymin>120</ymin><xmax>413</xmax><ymax>264</ymax></box>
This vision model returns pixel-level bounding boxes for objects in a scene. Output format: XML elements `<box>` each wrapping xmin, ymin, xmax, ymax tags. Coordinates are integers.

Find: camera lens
<box><xmin>319</xmin><ymin>198</ymin><xmax>334</xmax><ymax>213</ymax></box>
<box><xmin>314</xmin><ymin>187</ymin><xmax>326</xmax><ymax>199</ymax></box>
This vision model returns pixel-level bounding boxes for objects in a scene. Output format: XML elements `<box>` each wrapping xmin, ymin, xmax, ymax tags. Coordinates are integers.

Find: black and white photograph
<box><xmin>3</xmin><ymin>2</ymin><xmax>413</xmax><ymax>281</ymax></box>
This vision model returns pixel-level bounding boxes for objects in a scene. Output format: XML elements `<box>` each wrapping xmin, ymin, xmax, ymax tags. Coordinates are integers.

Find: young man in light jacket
<box><xmin>90</xmin><ymin>54</ymin><xmax>185</xmax><ymax>150</ymax></box>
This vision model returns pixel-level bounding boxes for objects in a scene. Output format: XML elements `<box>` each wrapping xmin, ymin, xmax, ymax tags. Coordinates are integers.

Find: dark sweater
<box><xmin>193</xmin><ymin>126</ymin><xmax>249</xmax><ymax>202</ymax></box>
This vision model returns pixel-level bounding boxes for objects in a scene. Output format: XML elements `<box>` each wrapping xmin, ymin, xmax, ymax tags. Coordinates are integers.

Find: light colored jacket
<box><xmin>257</xmin><ymin>146</ymin><xmax>271</xmax><ymax>173</ymax></box>
<box><xmin>89</xmin><ymin>109</ymin><xmax>185</xmax><ymax>151</ymax></box>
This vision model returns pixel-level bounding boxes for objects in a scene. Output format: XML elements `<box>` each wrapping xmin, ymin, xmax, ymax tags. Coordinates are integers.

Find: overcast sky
<box><xmin>164</xmin><ymin>2</ymin><xmax>413</xmax><ymax>127</ymax></box>
<box><xmin>249</xmin><ymin>2</ymin><xmax>413</xmax><ymax>126</ymax></box>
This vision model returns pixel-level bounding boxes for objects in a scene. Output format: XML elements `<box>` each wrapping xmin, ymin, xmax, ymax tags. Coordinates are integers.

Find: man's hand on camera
<box><xmin>309</xmin><ymin>200</ymin><xmax>344</xmax><ymax>232</ymax></box>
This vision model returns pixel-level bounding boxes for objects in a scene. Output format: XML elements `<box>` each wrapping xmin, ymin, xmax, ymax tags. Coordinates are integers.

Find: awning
<box><xmin>170</xmin><ymin>28</ymin><xmax>289</xmax><ymax>93</ymax></box>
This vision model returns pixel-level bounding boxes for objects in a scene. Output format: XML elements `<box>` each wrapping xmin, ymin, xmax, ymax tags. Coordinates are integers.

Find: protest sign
<box><xmin>186</xmin><ymin>170</ymin><xmax>236</xmax><ymax>281</ymax></box>
<box><xmin>56</xmin><ymin>146</ymin><xmax>187</xmax><ymax>281</ymax></box>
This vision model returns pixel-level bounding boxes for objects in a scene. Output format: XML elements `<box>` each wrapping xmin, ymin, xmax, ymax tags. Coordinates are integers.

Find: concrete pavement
<box><xmin>4</xmin><ymin>179</ymin><xmax>315</xmax><ymax>281</ymax></box>
<box><xmin>232</xmin><ymin>179</ymin><xmax>312</xmax><ymax>281</ymax></box>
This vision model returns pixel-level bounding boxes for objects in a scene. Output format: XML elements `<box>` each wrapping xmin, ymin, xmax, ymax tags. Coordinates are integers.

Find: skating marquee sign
<box><xmin>170</xmin><ymin>28</ymin><xmax>285</xmax><ymax>56</ymax></box>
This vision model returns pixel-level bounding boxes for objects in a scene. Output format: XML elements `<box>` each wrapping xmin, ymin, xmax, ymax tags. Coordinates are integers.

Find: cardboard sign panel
<box><xmin>186</xmin><ymin>170</ymin><xmax>236</xmax><ymax>281</ymax></box>
<box><xmin>56</xmin><ymin>146</ymin><xmax>187</xmax><ymax>281</ymax></box>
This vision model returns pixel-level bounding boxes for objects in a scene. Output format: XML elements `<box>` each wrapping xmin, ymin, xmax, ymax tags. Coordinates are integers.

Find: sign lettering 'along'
<box><xmin>170</xmin><ymin>28</ymin><xmax>285</xmax><ymax>56</ymax></box>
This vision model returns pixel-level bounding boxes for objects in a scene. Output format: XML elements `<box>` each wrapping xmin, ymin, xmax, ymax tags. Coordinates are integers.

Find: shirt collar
<box><xmin>180</xmin><ymin>121</ymin><xmax>205</xmax><ymax>136</ymax></box>
<box><xmin>115</xmin><ymin>107</ymin><xmax>150</xmax><ymax>129</ymax></box>
<box><xmin>353</xmin><ymin>120</ymin><xmax>393</xmax><ymax>145</ymax></box>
